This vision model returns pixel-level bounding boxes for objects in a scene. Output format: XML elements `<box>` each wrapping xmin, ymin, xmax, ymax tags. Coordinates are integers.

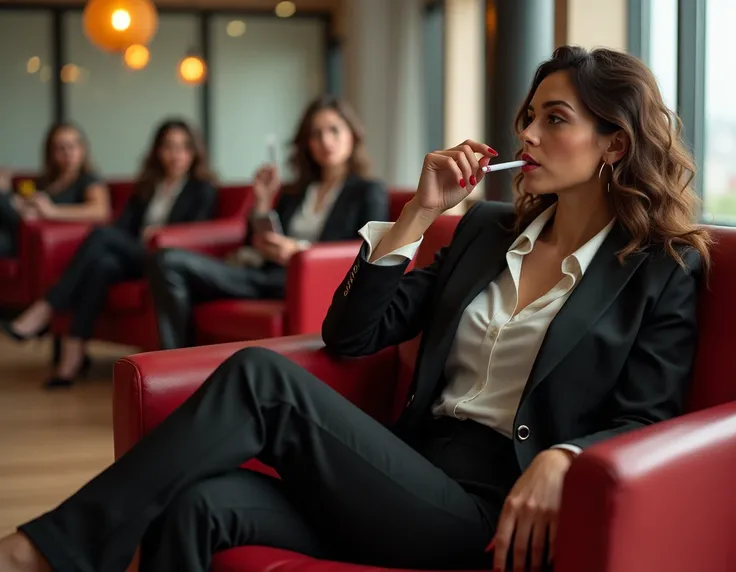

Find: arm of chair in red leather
<box><xmin>284</xmin><ymin>241</ymin><xmax>363</xmax><ymax>334</ymax></box>
<box><xmin>113</xmin><ymin>333</ymin><xmax>400</xmax><ymax>458</ymax></box>
<box><xmin>147</xmin><ymin>218</ymin><xmax>246</xmax><ymax>257</ymax></box>
<box><xmin>27</xmin><ymin>221</ymin><xmax>94</xmax><ymax>295</ymax></box>
<box><xmin>555</xmin><ymin>401</ymin><xmax>736</xmax><ymax>572</ymax></box>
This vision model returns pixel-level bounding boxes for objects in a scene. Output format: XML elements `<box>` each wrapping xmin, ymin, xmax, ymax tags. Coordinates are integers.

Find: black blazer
<box><xmin>114</xmin><ymin>179</ymin><xmax>218</xmax><ymax>237</ymax></box>
<box><xmin>322</xmin><ymin>201</ymin><xmax>703</xmax><ymax>470</ymax></box>
<box><xmin>248</xmin><ymin>175</ymin><xmax>389</xmax><ymax>244</ymax></box>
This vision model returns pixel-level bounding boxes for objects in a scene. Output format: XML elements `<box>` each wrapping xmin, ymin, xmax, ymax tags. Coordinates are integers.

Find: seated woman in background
<box><xmin>0</xmin><ymin>118</ymin><xmax>218</xmax><ymax>389</ymax></box>
<box><xmin>0</xmin><ymin>122</ymin><xmax>110</xmax><ymax>257</ymax></box>
<box><xmin>146</xmin><ymin>94</ymin><xmax>389</xmax><ymax>350</ymax></box>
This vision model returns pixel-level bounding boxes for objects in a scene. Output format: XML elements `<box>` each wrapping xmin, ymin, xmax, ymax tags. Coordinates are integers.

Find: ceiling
<box><xmin>0</xmin><ymin>0</ymin><xmax>341</xmax><ymax>9</ymax></box>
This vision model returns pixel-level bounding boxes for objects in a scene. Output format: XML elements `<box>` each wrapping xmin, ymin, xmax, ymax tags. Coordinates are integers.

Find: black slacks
<box><xmin>0</xmin><ymin>192</ymin><xmax>21</xmax><ymax>257</ymax></box>
<box><xmin>147</xmin><ymin>248</ymin><xmax>286</xmax><ymax>349</ymax></box>
<box><xmin>45</xmin><ymin>226</ymin><xmax>145</xmax><ymax>339</ymax></box>
<box><xmin>19</xmin><ymin>347</ymin><xmax>523</xmax><ymax>572</ymax></box>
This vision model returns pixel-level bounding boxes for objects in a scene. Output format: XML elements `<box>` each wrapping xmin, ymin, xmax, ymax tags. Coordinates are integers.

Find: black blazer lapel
<box><xmin>521</xmin><ymin>223</ymin><xmax>649</xmax><ymax>401</ymax></box>
<box><xmin>317</xmin><ymin>175</ymin><xmax>361</xmax><ymax>241</ymax></box>
<box><xmin>415</xmin><ymin>220</ymin><xmax>516</xmax><ymax>396</ymax></box>
<box><xmin>166</xmin><ymin>179</ymin><xmax>198</xmax><ymax>224</ymax></box>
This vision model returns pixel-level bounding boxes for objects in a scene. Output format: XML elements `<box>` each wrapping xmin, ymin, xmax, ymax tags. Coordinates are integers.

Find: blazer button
<box><xmin>405</xmin><ymin>393</ymin><xmax>415</xmax><ymax>408</ymax></box>
<box><xmin>516</xmin><ymin>425</ymin><xmax>530</xmax><ymax>441</ymax></box>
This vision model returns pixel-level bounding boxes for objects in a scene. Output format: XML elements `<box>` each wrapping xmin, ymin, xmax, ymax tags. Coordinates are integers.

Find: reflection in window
<box><xmin>0</xmin><ymin>11</ymin><xmax>53</xmax><ymax>171</ymax></box>
<box><xmin>703</xmin><ymin>0</ymin><xmax>736</xmax><ymax>223</ymax></box>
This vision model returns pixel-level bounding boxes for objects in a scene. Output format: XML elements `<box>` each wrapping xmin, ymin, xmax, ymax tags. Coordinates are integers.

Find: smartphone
<box><xmin>266</xmin><ymin>135</ymin><xmax>279</xmax><ymax>165</ymax></box>
<box><xmin>252</xmin><ymin>211</ymin><xmax>283</xmax><ymax>235</ymax></box>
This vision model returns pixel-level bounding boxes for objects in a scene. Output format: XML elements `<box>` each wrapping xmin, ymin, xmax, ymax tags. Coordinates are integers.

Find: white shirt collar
<box><xmin>508</xmin><ymin>203</ymin><xmax>615</xmax><ymax>276</ymax></box>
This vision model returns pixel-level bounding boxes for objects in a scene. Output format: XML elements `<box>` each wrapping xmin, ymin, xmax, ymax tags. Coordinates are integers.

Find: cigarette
<box><xmin>481</xmin><ymin>160</ymin><xmax>527</xmax><ymax>173</ymax></box>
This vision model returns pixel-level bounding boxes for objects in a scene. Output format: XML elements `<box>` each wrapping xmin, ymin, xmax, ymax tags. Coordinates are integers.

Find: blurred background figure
<box><xmin>147</xmin><ymin>95</ymin><xmax>388</xmax><ymax>349</ymax></box>
<box><xmin>1</xmin><ymin>119</ymin><xmax>217</xmax><ymax>388</ymax></box>
<box><xmin>0</xmin><ymin>122</ymin><xmax>110</xmax><ymax>257</ymax></box>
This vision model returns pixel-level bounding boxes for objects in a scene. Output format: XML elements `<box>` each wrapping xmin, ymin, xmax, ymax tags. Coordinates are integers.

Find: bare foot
<box><xmin>0</xmin><ymin>532</ymin><xmax>52</xmax><ymax>572</ymax></box>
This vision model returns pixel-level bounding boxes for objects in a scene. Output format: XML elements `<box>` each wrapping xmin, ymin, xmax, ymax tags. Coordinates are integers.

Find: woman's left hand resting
<box><xmin>28</xmin><ymin>192</ymin><xmax>58</xmax><ymax>219</ymax></box>
<box><xmin>492</xmin><ymin>449</ymin><xmax>574</xmax><ymax>572</ymax></box>
<box><xmin>253</xmin><ymin>232</ymin><xmax>305</xmax><ymax>266</ymax></box>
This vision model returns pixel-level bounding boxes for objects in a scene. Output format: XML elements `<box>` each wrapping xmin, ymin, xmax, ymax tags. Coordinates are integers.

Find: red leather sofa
<box><xmin>113</xmin><ymin>219</ymin><xmax>736</xmax><ymax>572</ymax></box>
<box><xmin>193</xmin><ymin>189</ymin><xmax>415</xmax><ymax>345</ymax></box>
<box><xmin>48</xmin><ymin>183</ymin><xmax>252</xmax><ymax>350</ymax></box>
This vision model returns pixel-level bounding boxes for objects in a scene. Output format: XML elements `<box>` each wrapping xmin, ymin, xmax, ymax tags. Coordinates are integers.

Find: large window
<box><xmin>0</xmin><ymin>11</ymin><xmax>54</xmax><ymax>172</ymax></box>
<box><xmin>63</xmin><ymin>12</ymin><xmax>201</xmax><ymax>179</ymax></box>
<box><xmin>648</xmin><ymin>0</ymin><xmax>678</xmax><ymax>112</ymax></box>
<box><xmin>208</xmin><ymin>15</ymin><xmax>325</xmax><ymax>182</ymax></box>
<box><xmin>702</xmin><ymin>0</ymin><xmax>736</xmax><ymax>223</ymax></box>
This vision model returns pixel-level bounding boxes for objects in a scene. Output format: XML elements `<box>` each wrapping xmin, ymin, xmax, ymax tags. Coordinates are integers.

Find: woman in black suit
<box><xmin>0</xmin><ymin>122</ymin><xmax>110</xmax><ymax>257</ymax></box>
<box><xmin>1</xmin><ymin>119</ymin><xmax>217</xmax><ymax>388</ymax></box>
<box><xmin>146</xmin><ymin>95</ymin><xmax>388</xmax><ymax>349</ymax></box>
<box><xmin>0</xmin><ymin>47</ymin><xmax>711</xmax><ymax>572</ymax></box>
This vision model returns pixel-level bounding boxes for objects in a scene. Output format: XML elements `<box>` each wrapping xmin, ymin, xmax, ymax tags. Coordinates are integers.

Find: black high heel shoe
<box><xmin>44</xmin><ymin>354</ymin><xmax>92</xmax><ymax>390</ymax></box>
<box><xmin>0</xmin><ymin>320</ymin><xmax>50</xmax><ymax>342</ymax></box>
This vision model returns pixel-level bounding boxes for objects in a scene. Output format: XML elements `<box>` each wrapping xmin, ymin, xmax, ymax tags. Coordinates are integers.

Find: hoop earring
<box><xmin>598</xmin><ymin>160</ymin><xmax>614</xmax><ymax>193</ymax></box>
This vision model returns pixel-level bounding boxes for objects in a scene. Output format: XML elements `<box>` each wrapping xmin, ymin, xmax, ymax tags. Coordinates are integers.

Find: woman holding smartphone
<box><xmin>146</xmin><ymin>94</ymin><xmax>390</xmax><ymax>350</ymax></box>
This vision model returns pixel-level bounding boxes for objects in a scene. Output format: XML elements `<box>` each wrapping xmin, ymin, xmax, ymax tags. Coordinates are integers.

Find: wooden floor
<box><xmin>0</xmin><ymin>334</ymin><xmax>135</xmax><ymax>536</ymax></box>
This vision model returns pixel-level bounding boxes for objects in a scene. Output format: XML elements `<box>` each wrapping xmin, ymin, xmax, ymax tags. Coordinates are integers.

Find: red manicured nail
<box><xmin>487</xmin><ymin>146</ymin><xmax>498</xmax><ymax>156</ymax></box>
<box><xmin>469</xmin><ymin>175</ymin><xmax>477</xmax><ymax>186</ymax></box>
<box><xmin>459</xmin><ymin>178</ymin><xmax>466</xmax><ymax>188</ymax></box>
<box><xmin>485</xmin><ymin>538</ymin><xmax>496</xmax><ymax>552</ymax></box>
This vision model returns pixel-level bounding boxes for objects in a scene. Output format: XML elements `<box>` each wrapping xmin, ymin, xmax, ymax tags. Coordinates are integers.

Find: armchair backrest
<box><xmin>217</xmin><ymin>185</ymin><xmax>252</xmax><ymax>219</ymax></box>
<box><xmin>688</xmin><ymin>225</ymin><xmax>736</xmax><ymax>411</ymax></box>
<box><xmin>388</xmin><ymin>189</ymin><xmax>414</xmax><ymax>221</ymax></box>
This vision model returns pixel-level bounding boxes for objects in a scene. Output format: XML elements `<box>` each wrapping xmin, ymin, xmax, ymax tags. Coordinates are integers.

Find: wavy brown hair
<box><xmin>135</xmin><ymin>119</ymin><xmax>216</xmax><ymax>199</ymax></box>
<box><xmin>285</xmin><ymin>95</ymin><xmax>371</xmax><ymax>193</ymax></box>
<box><xmin>513</xmin><ymin>45</ymin><xmax>711</xmax><ymax>271</ymax></box>
<box><xmin>39</xmin><ymin>122</ymin><xmax>93</xmax><ymax>189</ymax></box>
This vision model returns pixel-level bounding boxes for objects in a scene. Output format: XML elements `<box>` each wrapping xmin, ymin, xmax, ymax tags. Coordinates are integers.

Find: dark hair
<box><xmin>135</xmin><ymin>118</ymin><xmax>216</xmax><ymax>199</ymax></box>
<box><xmin>286</xmin><ymin>94</ymin><xmax>371</xmax><ymax>192</ymax></box>
<box><xmin>513</xmin><ymin>45</ymin><xmax>711</xmax><ymax>271</ymax></box>
<box><xmin>39</xmin><ymin>122</ymin><xmax>92</xmax><ymax>188</ymax></box>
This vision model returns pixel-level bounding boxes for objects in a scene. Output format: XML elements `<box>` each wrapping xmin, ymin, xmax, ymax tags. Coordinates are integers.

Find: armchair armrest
<box><xmin>557</xmin><ymin>401</ymin><xmax>736</xmax><ymax>572</ymax></box>
<box><xmin>113</xmin><ymin>334</ymin><xmax>400</xmax><ymax>458</ymax></box>
<box><xmin>28</xmin><ymin>221</ymin><xmax>94</xmax><ymax>295</ymax></box>
<box><xmin>148</xmin><ymin>218</ymin><xmax>246</xmax><ymax>257</ymax></box>
<box><xmin>284</xmin><ymin>241</ymin><xmax>362</xmax><ymax>334</ymax></box>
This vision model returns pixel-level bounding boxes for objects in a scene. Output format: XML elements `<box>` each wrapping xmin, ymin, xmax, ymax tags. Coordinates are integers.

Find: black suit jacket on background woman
<box><xmin>322</xmin><ymin>201</ymin><xmax>702</xmax><ymax>470</ymax></box>
<box><xmin>114</xmin><ymin>179</ymin><xmax>218</xmax><ymax>237</ymax></box>
<box><xmin>248</xmin><ymin>175</ymin><xmax>389</xmax><ymax>244</ymax></box>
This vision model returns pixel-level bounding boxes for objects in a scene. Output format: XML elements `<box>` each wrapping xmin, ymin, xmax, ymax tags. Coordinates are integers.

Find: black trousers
<box><xmin>46</xmin><ymin>226</ymin><xmax>145</xmax><ymax>339</ymax></box>
<box><xmin>0</xmin><ymin>192</ymin><xmax>21</xmax><ymax>257</ymax></box>
<box><xmin>147</xmin><ymin>248</ymin><xmax>286</xmax><ymax>349</ymax></box>
<box><xmin>18</xmin><ymin>347</ymin><xmax>523</xmax><ymax>572</ymax></box>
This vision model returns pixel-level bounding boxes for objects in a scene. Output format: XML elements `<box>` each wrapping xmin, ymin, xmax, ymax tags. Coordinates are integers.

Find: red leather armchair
<box><xmin>49</xmin><ymin>185</ymin><xmax>252</xmax><ymax>350</ymax></box>
<box><xmin>193</xmin><ymin>189</ymin><xmax>415</xmax><ymax>344</ymax></box>
<box><xmin>113</xmin><ymin>221</ymin><xmax>736</xmax><ymax>572</ymax></box>
<box><xmin>0</xmin><ymin>180</ymin><xmax>132</xmax><ymax>307</ymax></box>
